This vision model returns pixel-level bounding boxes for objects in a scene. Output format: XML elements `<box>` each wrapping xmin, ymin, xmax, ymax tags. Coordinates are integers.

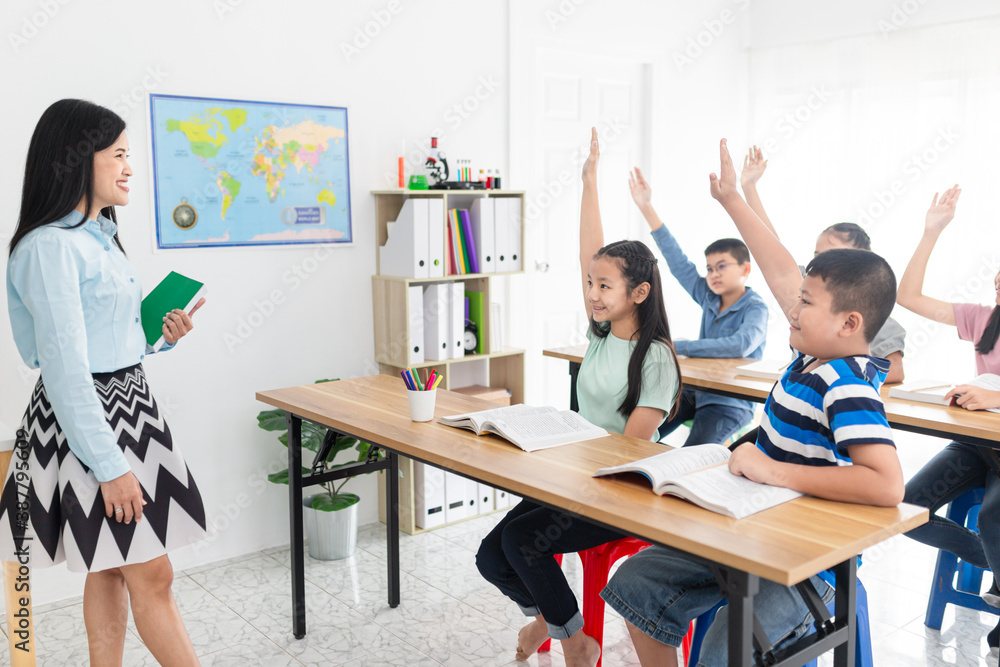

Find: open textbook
<box><xmin>888</xmin><ymin>374</ymin><xmax>1000</xmax><ymax>414</ymax></box>
<box><xmin>593</xmin><ymin>444</ymin><xmax>802</xmax><ymax>519</ymax></box>
<box><xmin>438</xmin><ymin>404</ymin><xmax>608</xmax><ymax>452</ymax></box>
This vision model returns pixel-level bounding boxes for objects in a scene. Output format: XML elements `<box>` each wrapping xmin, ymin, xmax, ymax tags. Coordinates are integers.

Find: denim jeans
<box><xmin>658</xmin><ymin>388</ymin><xmax>755</xmax><ymax>447</ymax></box>
<box><xmin>475</xmin><ymin>499</ymin><xmax>623</xmax><ymax>639</ymax></box>
<box><xmin>601</xmin><ymin>544</ymin><xmax>834</xmax><ymax>667</ymax></box>
<box><xmin>903</xmin><ymin>440</ymin><xmax>1000</xmax><ymax>571</ymax></box>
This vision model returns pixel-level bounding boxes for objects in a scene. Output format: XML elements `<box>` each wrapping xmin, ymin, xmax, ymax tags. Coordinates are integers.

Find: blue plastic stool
<box><xmin>687</xmin><ymin>578</ymin><xmax>872</xmax><ymax>667</ymax></box>
<box><xmin>925</xmin><ymin>487</ymin><xmax>997</xmax><ymax>629</ymax></box>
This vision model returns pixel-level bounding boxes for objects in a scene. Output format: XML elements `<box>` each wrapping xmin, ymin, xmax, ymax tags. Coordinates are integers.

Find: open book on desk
<box><xmin>593</xmin><ymin>444</ymin><xmax>802</xmax><ymax>519</ymax></box>
<box><xmin>889</xmin><ymin>375</ymin><xmax>1000</xmax><ymax>414</ymax></box>
<box><xmin>437</xmin><ymin>404</ymin><xmax>607</xmax><ymax>452</ymax></box>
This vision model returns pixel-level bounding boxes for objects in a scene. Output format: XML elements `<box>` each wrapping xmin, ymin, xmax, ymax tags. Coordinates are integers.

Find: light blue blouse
<box><xmin>7</xmin><ymin>211</ymin><xmax>169</xmax><ymax>482</ymax></box>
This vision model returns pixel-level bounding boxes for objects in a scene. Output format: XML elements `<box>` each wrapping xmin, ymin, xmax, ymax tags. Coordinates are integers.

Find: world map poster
<box><xmin>149</xmin><ymin>94</ymin><xmax>352</xmax><ymax>249</ymax></box>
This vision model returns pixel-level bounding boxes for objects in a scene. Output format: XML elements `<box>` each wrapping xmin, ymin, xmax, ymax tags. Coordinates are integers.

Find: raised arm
<box><xmin>896</xmin><ymin>186</ymin><xmax>961</xmax><ymax>326</ymax></box>
<box><xmin>629</xmin><ymin>167</ymin><xmax>707</xmax><ymax>302</ymax></box>
<box><xmin>710</xmin><ymin>139</ymin><xmax>802</xmax><ymax>321</ymax></box>
<box><xmin>740</xmin><ymin>145</ymin><xmax>778</xmax><ymax>239</ymax></box>
<box><xmin>580</xmin><ymin>127</ymin><xmax>604</xmax><ymax>316</ymax></box>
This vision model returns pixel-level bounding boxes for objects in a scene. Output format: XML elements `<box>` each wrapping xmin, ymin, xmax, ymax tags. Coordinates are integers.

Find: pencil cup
<box><xmin>406</xmin><ymin>388</ymin><xmax>437</xmax><ymax>422</ymax></box>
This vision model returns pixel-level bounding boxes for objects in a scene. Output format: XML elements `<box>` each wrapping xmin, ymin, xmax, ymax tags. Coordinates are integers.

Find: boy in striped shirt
<box><xmin>601</xmin><ymin>140</ymin><xmax>905</xmax><ymax>667</ymax></box>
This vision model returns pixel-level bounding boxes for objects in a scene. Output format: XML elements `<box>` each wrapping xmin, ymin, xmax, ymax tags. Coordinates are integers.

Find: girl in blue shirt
<box><xmin>476</xmin><ymin>128</ymin><xmax>682</xmax><ymax>666</ymax></box>
<box><xmin>1</xmin><ymin>100</ymin><xmax>207</xmax><ymax>666</ymax></box>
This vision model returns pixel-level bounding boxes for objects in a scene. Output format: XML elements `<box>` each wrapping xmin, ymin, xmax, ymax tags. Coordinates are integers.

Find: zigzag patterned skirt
<box><xmin>0</xmin><ymin>364</ymin><xmax>208</xmax><ymax>572</ymax></box>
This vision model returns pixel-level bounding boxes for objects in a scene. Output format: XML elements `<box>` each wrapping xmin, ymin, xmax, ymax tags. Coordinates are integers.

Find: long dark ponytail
<box><xmin>976</xmin><ymin>306</ymin><xmax>1000</xmax><ymax>356</ymax></box>
<box><xmin>589</xmin><ymin>240</ymin><xmax>683</xmax><ymax>420</ymax></box>
<box><xmin>9</xmin><ymin>99</ymin><xmax>127</xmax><ymax>257</ymax></box>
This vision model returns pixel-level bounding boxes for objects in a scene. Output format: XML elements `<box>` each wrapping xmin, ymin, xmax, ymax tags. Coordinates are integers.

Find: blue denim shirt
<box><xmin>650</xmin><ymin>225</ymin><xmax>769</xmax><ymax>411</ymax></box>
<box><xmin>7</xmin><ymin>211</ymin><xmax>171</xmax><ymax>481</ymax></box>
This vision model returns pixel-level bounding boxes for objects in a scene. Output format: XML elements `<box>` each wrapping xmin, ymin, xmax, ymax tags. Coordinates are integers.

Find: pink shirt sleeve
<box><xmin>953</xmin><ymin>303</ymin><xmax>990</xmax><ymax>343</ymax></box>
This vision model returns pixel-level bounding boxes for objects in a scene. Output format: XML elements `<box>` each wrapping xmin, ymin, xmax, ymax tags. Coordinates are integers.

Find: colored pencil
<box><xmin>400</xmin><ymin>370</ymin><xmax>414</xmax><ymax>390</ymax></box>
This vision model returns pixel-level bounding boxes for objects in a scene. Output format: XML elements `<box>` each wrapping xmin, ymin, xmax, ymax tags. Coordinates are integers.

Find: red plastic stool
<box><xmin>537</xmin><ymin>537</ymin><xmax>650</xmax><ymax>666</ymax></box>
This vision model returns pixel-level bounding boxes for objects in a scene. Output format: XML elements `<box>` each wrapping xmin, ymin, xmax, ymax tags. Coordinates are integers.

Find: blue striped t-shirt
<box><xmin>757</xmin><ymin>352</ymin><xmax>895</xmax><ymax>465</ymax></box>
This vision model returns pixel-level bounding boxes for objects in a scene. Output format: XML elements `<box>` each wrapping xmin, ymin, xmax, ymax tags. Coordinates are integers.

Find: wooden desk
<box><xmin>544</xmin><ymin>345</ymin><xmax>1000</xmax><ymax>448</ymax></box>
<box><xmin>257</xmin><ymin>375</ymin><xmax>926</xmax><ymax>667</ymax></box>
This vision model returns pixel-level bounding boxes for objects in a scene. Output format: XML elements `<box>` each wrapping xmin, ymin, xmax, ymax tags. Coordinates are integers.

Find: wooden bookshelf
<box><xmin>371</xmin><ymin>189</ymin><xmax>526</xmax><ymax>534</ymax></box>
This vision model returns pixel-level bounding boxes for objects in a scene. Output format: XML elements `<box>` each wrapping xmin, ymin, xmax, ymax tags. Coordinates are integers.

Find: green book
<box><xmin>141</xmin><ymin>271</ymin><xmax>205</xmax><ymax>350</ymax></box>
<box><xmin>465</xmin><ymin>289</ymin><xmax>485</xmax><ymax>355</ymax></box>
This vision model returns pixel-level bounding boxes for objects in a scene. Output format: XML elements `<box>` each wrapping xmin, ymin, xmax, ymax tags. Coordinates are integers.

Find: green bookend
<box><xmin>141</xmin><ymin>271</ymin><xmax>205</xmax><ymax>350</ymax></box>
<box><xmin>465</xmin><ymin>289</ymin><xmax>485</xmax><ymax>355</ymax></box>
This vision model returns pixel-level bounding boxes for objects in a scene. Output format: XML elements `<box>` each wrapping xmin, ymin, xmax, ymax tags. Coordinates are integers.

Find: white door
<box><xmin>511</xmin><ymin>46</ymin><xmax>652</xmax><ymax>408</ymax></box>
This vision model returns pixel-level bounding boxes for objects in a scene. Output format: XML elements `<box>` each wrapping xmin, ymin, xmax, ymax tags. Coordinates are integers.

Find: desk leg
<box><xmin>386</xmin><ymin>451</ymin><xmax>400</xmax><ymax>608</ymax></box>
<box><xmin>726</xmin><ymin>570</ymin><xmax>758</xmax><ymax>667</ymax></box>
<box><xmin>833</xmin><ymin>559</ymin><xmax>857</xmax><ymax>667</ymax></box>
<box><xmin>286</xmin><ymin>414</ymin><xmax>306</xmax><ymax>639</ymax></box>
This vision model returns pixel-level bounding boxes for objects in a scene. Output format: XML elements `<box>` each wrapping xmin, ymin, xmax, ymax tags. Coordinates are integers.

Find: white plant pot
<box><xmin>302</xmin><ymin>494</ymin><xmax>358</xmax><ymax>560</ymax></box>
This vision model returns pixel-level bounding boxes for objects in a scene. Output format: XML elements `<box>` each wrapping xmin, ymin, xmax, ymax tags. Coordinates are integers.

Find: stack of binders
<box><xmin>421</xmin><ymin>283</ymin><xmax>465</xmax><ymax>361</ymax></box>
<box><xmin>379</xmin><ymin>198</ymin><xmax>446</xmax><ymax>278</ymax></box>
<box><xmin>449</xmin><ymin>198</ymin><xmax>522</xmax><ymax>276</ymax></box>
<box><xmin>379</xmin><ymin>196</ymin><xmax>521</xmax><ymax>279</ymax></box>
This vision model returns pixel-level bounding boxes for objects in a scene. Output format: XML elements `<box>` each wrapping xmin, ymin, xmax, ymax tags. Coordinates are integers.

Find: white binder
<box><xmin>494</xmin><ymin>197</ymin><xmax>511</xmax><ymax>273</ymax></box>
<box><xmin>476</xmin><ymin>482</ymin><xmax>496</xmax><ymax>514</ymax></box>
<box><xmin>469</xmin><ymin>198</ymin><xmax>496</xmax><ymax>274</ymax></box>
<box><xmin>464</xmin><ymin>477</ymin><xmax>479</xmax><ymax>517</ymax></box>
<box><xmin>444</xmin><ymin>472</ymin><xmax>469</xmax><ymax>523</ymax></box>
<box><xmin>449</xmin><ymin>282</ymin><xmax>465</xmax><ymax>359</ymax></box>
<box><xmin>427</xmin><ymin>198</ymin><xmax>445</xmax><ymax>278</ymax></box>
<box><xmin>506</xmin><ymin>198</ymin><xmax>522</xmax><ymax>272</ymax></box>
<box><xmin>414</xmin><ymin>462</ymin><xmax>446</xmax><ymax>529</ymax></box>
<box><xmin>379</xmin><ymin>198</ymin><xmax>429</xmax><ymax>278</ymax></box>
<box><xmin>422</xmin><ymin>283</ymin><xmax>451</xmax><ymax>362</ymax></box>
<box><xmin>408</xmin><ymin>284</ymin><xmax>425</xmax><ymax>365</ymax></box>
<box><xmin>494</xmin><ymin>488</ymin><xmax>511</xmax><ymax>509</ymax></box>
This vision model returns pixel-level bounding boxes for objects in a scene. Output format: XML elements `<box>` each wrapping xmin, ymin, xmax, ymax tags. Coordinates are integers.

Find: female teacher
<box><xmin>1</xmin><ymin>99</ymin><xmax>208</xmax><ymax>666</ymax></box>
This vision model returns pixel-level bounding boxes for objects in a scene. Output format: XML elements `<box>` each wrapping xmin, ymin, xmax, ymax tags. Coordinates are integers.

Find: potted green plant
<box><xmin>257</xmin><ymin>379</ymin><xmax>381</xmax><ymax>560</ymax></box>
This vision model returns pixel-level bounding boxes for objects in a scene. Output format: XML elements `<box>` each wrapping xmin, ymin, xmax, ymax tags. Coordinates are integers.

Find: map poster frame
<box><xmin>148</xmin><ymin>93</ymin><xmax>353</xmax><ymax>250</ymax></box>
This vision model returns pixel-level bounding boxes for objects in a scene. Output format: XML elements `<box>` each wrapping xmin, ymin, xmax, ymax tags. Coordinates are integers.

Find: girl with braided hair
<box><xmin>476</xmin><ymin>128</ymin><xmax>682</xmax><ymax>666</ymax></box>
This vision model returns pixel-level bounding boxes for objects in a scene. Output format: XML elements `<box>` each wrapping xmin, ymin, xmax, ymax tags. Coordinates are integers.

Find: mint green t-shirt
<box><xmin>576</xmin><ymin>324</ymin><xmax>679</xmax><ymax>439</ymax></box>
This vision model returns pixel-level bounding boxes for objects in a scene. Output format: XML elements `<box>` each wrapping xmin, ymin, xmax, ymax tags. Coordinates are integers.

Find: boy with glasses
<box><xmin>629</xmin><ymin>167</ymin><xmax>769</xmax><ymax>446</ymax></box>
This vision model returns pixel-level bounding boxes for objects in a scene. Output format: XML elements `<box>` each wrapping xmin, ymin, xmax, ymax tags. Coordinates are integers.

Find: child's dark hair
<box><xmin>589</xmin><ymin>240</ymin><xmax>683</xmax><ymax>420</ymax></box>
<box><xmin>9</xmin><ymin>99</ymin><xmax>127</xmax><ymax>257</ymax></box>
<box><xmin>704</xmin><ymin>238</ymin><xmax>750</xmax><ymax>265</ymax></box>
<box><xmin>975</xmin><ymin>307</ymin><xmax>1000</xmax><ymax>355</ymax></box>
<box><xmin>821</xmin><ymin>223</ymin><xmax>871</xmax><ymax>251</ymax></box>
<box><xmin>804</xmin><ymin>248</ymin><xmax>896</xmax><ymax>343</ymax></box>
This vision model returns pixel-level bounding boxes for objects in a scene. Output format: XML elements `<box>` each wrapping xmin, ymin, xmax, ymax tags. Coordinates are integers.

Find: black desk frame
<box><xmin>285</xmin><ymin>413</ymin><xmax>400</xmax><ymax>639</ymax></box>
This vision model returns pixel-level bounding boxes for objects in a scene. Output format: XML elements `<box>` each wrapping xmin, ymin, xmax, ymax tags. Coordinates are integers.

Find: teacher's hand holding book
<box><xmin>162</xmin><ymin>297</ymin><xmax>206</xmax><ymax>345</ymax></box>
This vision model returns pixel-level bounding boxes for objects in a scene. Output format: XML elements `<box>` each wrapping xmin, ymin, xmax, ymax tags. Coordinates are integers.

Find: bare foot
<box><xmin>561</xmin><ymin>631</ymin><xmax>600</xmax><ymax>667</ymax></box>
<box><xmin>515</xmin><ymin>617</ymin><xmax>549</xmax><ymax>661</ymax></box>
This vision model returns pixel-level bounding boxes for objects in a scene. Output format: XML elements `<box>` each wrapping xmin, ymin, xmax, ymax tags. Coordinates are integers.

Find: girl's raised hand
<box><xmin>740</xmin><ymin>145</ymin><xmax>767</xmax><ymax>190</ymax></box>
<box><xmin>628</xmin><ymin>167</ymin><xmax>652</xmax><ymax>211</ymax></box>
<box><xmin>582</xmin><ymin>127</ymin><xmax>599</xmax><ymax>184</ymax></box>
<box><xmin>924</xmin><ymin>184</ymin><xmax>961</xmax><ymax>235</ymax></box>
<box><xmin>709</xmin><ymin>139</ymin><xmax>740</xmax><ymax>203</ymax></box>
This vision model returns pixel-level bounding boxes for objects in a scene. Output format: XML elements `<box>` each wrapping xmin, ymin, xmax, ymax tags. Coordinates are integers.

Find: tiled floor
<box><xmin>4</xmin><ymin>430</ymin><xmax>1000</xmax><ymax>666</ymax></box>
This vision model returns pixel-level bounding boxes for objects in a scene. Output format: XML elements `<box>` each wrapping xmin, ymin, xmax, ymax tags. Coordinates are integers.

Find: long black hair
<box><xmin>589</xmin><ymin>240</ymin><xmax>683</xmax><ymax>420</ymax></box>
<box><xmin>9</xmin><ymin>99</ymin><xmax>127</xmax><ymax>257</ymax></box>
<box><xmin>976</xmin><ymin>306</ymin><xmax>1000</xmax><ymax>355</ymax></box>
